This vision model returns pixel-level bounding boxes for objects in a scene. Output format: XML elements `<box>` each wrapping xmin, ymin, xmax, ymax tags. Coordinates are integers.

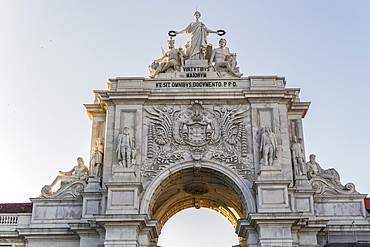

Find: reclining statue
<box><xmin>306</xmin><ymin>154</ymin><xmax>356</xmax><ymax>195</ymax></box>
<box><xmin>41</xmin><ymin>157</ymin><xmax>89</xmax><ymax>198</ymax></box>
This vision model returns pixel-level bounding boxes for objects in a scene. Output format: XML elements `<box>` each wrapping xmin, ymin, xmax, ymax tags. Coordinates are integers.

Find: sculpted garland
<box><xmin>142</xmin><ymin>101</ymin><xmax>252</xmax><ymax>181</ymax></box>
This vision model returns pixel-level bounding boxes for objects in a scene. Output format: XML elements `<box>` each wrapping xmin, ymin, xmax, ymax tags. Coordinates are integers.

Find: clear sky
<box><xmin>1</xmin><ymin>1</ymin><xmax>369</xmax><ymax>247</ymax></box>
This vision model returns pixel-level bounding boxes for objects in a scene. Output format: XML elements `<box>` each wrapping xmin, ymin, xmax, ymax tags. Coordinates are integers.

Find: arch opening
<box><xmin>147</xmin><ymin>166</ymin><xmax>248</xmax><ymax>229</ymax></box>
<box><xmin>157</xmin><ymin>207</ymin><xmax>239</xmax><ymax>247</ymax></box>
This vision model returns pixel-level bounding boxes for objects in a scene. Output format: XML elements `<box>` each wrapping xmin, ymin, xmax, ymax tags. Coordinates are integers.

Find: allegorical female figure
<box><xmin>175</xmin><ymin>11</ymin><xmax>218</xmax><ymax>60</ymax></box>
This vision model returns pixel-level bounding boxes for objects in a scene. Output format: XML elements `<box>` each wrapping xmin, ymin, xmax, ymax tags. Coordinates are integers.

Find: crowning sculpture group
<box><xmin>40</xmin><ymin>11</ymin><xmax>355</xmax><ymax>198</ymax></box>
<box><xmin>149</xmin><ymin>11</ymin><xmax>242</xmax><ymax>78</ymax></box>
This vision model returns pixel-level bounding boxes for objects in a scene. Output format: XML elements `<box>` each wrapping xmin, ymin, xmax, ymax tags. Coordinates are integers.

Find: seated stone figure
<box><xmin>306</xmin><ymin>154</ymin><xmax>341</xmax><ymax>186</ymax></box>
<box><xmin>43</xmin><ymin>157</ymin><xmax>89</xmax><ymax>195</ymax></box>
<box><xmin>149</xmin><ymin>38</ymin><xmax>184</xmax><ymax>78</ymax></box>
<box><xmin>209</xmin><ymin>38</ymin><xmax>242</xmax><ymax>77</ymax></box>
<box><xmin>306</xmin><ymin>154</ymin><xmax>356</xmax><ymax>195</ymax></box>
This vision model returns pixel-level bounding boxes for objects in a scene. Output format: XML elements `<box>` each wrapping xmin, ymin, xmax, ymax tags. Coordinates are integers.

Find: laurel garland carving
<box><xmin>142</xmin><ymin>101</ymin><xmax>252</xmax><ymax>182</ymax></box>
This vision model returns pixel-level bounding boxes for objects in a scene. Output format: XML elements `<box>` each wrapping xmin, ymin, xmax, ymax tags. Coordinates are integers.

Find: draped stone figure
<box><xmin>175</xmin><ymin>11</ymin><xmax>218</xmax><ymax>60</ymax></box>
<box><xmin>260</xmin><ymin>125</ymin><xmax>278</xmax><ymax>166</ymax></box>
<box><xmin>116</xmin><ymin>127</ymin><xmax>136</xmax><ymax>167</ymax></box>
<box><xmin>90</xmin><ymin>138</ymin><xmax>104</xmax><ymax>178</ymax></box>
<box><xmin>149</xmin><ymin>38</ymin><xmax>184</xmax><ymax>78</ymax></box>
<box><xmin>291</xmin><ymin>136</ymin><xmax>306</xmax><ymax>176</ymax></box>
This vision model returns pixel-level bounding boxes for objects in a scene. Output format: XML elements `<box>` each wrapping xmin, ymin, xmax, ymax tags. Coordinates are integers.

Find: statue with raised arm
<box><xmin>41</xmin><ymin>157</ymin><xmax>89</xmax><ymax>197</ymax></box>
<box><xmin>291</xmin><ymin>136</ymin><xmax>306</xmax><ymax>176</ymax></box>
<box><xmin>174</xmin><ymin>11</ymin><xmax>221</xmax><ymax>60</ymax></box>
<box><xmin>116</xmin><ymin>127</ymin><xmax>136</xmax><ymax>167</ymax></box>
<box><xmin>149</xmin><ymin>38</ymin><xmax>184</xmax><ymax>78</ymax></box>
<box><xmin>210</xmin><ymin>38</ymin><xmax>242</xmax><ymax>77</ymax></box>
<box><xmin>90</xmin><ymin>138</ymin><xmax>104</xmax><ymax>178</ymax></box>
<box><xmin>260</xmin><ymin>125</ymin><xmax>278</xmax><ymax>166</ymax></box>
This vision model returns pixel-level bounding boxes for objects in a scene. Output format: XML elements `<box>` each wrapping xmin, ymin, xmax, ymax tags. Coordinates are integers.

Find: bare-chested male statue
<box><xmin>210</xmin><ymin>38</ymin><xmax>242</xmax><ymax>77</ymax></box>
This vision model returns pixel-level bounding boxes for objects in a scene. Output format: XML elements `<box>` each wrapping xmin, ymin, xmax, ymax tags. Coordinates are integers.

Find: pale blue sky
<box><xmin>1</xmin><ymin>1</ymin><xmax>369</xmax><ymax>246</ymax></box>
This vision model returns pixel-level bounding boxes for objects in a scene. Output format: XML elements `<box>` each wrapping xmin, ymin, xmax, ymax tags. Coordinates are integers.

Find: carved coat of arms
<box><xmin>143</xmin><ymin>101</ymin><xmax>252</xmax><ymax>181</ymax></box>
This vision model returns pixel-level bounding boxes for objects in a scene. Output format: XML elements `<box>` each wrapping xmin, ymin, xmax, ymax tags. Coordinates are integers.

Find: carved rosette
<box><xmin>143</xmin><ymin>101</ymin><xmax>252</xmax><ymax>182</ymax></box>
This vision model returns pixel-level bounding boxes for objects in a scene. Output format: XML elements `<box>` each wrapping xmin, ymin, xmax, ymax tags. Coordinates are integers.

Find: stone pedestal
<box><xmin>254</xmin><ymin>165</ymin><xmax>291</xmax><ymax>213</ymax></box>
<box><xmin>248</xmin><ymin>213</ymin><xmax>302</xmax><ymax>247</ymax></box>
<box><xmin>105</xmin><ymin>167</ymin><xmax>142</xmax><ymax>215</ymax></box>
<box><xmin>94</xmin><ymin>215</ymin><xmax>158</xmax><ymax>247</ymax></box>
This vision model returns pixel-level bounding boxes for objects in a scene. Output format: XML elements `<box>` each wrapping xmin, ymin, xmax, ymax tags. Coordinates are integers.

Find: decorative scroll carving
<box><xmin>142</xmin><ymin>101</ymin><xmax>251</xmax><ymax>182</ymax></box>
<box><xmin>40</xmin><ymin>157</ymin><xmax>88</xmax><ymax>199</ymax></box>
<box><xmin>307</xmin><ymin>154</ymin><xmax>357</xmax><ymax>195</ymax></box>
<box><xmin>41</xmin><ymin>181</ymin><xmax>87</xmax><ymax>199</ymax></box>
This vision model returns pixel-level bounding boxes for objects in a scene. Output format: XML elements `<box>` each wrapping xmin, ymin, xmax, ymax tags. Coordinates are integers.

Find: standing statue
<box><xmin>306</xmin><ymin>154</ymin><xmax>342</xmax><ymax>187</ymax></box>
<box><xmin>90</xmin><ymin>138</ymin><xmax>104</xmax><ymax>178</ymax></box>
<box><xmin>174</xmin><ymin>11</ymin><xmax>220</xmax><ymax>60</ymax></box>
<box><xmin>149</xmin><ymin>38</ymin><xmax>184</xmax><ymax>78</ymax></box>
<box><xmin>116</xmin><ymin>127</ymin><xmax>136</xmax><ymax>167</ymax></box>
<box><xmin>210</xmin><ymin>38</ymin><xmax>242</xmax><ymax>77</ymax></box>
<box><xmin>291</xmin><ymin>136</ymin><xmax>306</xmax><ymax>176</ymax></box>
<box><xmin>260</xmin><ymin>125</ymin><xmax>278</xmax><ymax>166</ymax></box>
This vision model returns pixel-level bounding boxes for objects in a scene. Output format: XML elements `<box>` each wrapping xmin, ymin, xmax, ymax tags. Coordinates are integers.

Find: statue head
<box><xmin>77</xmin><ymin>157</ymin><xmax>84</xmax><ymax>165</ymax></box>
<box><xmin>96</xmin><ymin>138</ymin><xmax>102</xmax><ymax>145</ymax></box>
<box><xmin>219</xmin><ymin>38</ymin><xmax>227</xmax><ymax>47</ymax></box>
<box><xmin>309</xmin><ymin>154</ymin><xmax>316</xmax><ymax>161</ymax></box>
<box><xmin>193</xmin><ymin>11</ymin><xmax>201</xmax><ymax>20</ymax></box>
<box><xmin>264</xmin><ymin>125</ymin><xmax>270</xmax><ymax>132</ymax></box>
<box><xmin>167</xmin><ymin>38</ymin><xmax>175</xmax><ymax>48</ymax></box>
<box><xmin>123</xmin><ymin>127</ymin><xmax>129</xmax><ymax>134</ymax></box>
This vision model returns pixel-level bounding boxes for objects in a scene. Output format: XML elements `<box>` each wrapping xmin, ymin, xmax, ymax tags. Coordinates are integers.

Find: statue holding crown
<box><xmin>174</xmin><ymin>11</ymin><xmax>220</xmax><ymax>60</ymax></box>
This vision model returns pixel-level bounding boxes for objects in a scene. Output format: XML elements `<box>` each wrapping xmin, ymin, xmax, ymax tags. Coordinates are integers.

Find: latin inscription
<box><xmin>184</xmin><ymin>67</ymin><xmax>210</xmax><ymax>78</ymax></box>
<box><xmin>155</xmin><ymin>81</ymin><xmax>238</xmax><ymax>88</ymax></box>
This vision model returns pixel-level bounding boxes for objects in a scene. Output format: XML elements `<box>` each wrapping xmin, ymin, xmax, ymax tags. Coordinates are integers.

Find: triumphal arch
<box><xmin>2</xmin><ymin>12</ymin><xmax>370</xmax><ymax>247</ymax></box>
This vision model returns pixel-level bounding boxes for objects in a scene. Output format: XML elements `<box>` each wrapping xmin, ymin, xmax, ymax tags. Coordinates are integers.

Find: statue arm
<box><xmin>176</xmin><ymin>29</ymin><xmax>187</xmax><ymax>35</ymax></box>
<box><xmin>153</xmin><ymin>53</ymin><xmax>168</xmax><ymax>63</ymax></box>
<box><xmin>209</xmin><ymin>50</ymin><xmax>216</xmax><ymax>65</ymax></box>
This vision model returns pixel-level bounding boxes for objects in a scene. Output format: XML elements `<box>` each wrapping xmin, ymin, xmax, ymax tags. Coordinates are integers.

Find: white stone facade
<box><xmin>1</xmin><ymin>13</ymin><xmax>370</xmax><ymax>247</ymax></box>
<box><xmin>1</xmin><ymin>75</ymin><xmax>369</xmax><ymax>247</ymax></box>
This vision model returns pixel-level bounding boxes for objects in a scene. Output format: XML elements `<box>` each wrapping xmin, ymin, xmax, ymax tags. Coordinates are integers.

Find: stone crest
<box><xmin>143</xmin><ymin>101</ymin><xmax>252</xmax><ymax>181</ymax></box>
